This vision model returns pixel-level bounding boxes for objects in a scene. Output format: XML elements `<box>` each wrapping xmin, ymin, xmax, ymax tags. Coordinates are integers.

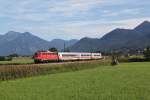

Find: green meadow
<box><xmin>0</xmin><ymin>57</ymin><xmax>33</xmax><ymax>65</ymax></box>
<box><xmin>0</xmin><ymin>62</ymin><xmax>150</xmax><ymax>100</ymax></box>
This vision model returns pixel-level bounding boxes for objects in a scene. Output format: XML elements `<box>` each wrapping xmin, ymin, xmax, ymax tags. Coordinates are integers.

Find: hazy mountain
<box><xmin>0</xmin><ymin>32</ymin><xmax>50</xmax><ymax>56</ymax></box>
<box><xmin>0</xmin><ymin>32</ymin><xmax>78</xmax><ymax>56</ymax></box>
<box><xmin>70</xmin><ymin>21</ymin><xmax>150</xmax><ymax>52</ymax></box>
<box><xmin>97</xmin><ymin>29</ymin><xmax>142</xmax><ymax>51</ymax></box>
<box><xmin>134</xmin><ymin>21</ymin><xmax>150</xmax><ymax>35</ymax></box>
<box><xmin>49</xmin><ymin>39</ymin><xmax>78</xmax><ymax>50</ymax></box>
<box><xmin>69</xmin><ymin>37</ymin><xmax>100</xmax><ymax>52</ymax></box>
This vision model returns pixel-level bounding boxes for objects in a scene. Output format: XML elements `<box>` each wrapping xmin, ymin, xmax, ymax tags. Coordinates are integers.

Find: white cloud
<box><xmin>102</xmin><ymin>8</ymin><xmax>142</xmax><ymax>17</ymax></box>
<box><xmin>48</xmin><ymin>0</ymin><xmax>101</xmax><ymax>15</ymax></box>
<box><xmin>0</xmin><ymin>0</ymin><xmax>150</xmax><ymax>40</ymax></box>
<box><xmin>17</xmin><ymin>17</ymin><xmax>150</xmax><ymax>40</ymax></box>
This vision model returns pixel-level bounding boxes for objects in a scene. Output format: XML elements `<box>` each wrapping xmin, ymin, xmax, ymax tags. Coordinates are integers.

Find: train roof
<box><xmin>36</xmin><ymin>51</ymin><xmax>101</xmax><ymax>54</ymax></box>
<box><xmin>58</xmin><ymin>52</ymin><xmax>101</xmax><ymax>54</ymax></box>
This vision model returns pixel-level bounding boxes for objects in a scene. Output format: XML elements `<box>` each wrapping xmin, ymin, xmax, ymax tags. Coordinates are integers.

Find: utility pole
<box><xmin>90</xmin><ymin>48</ymin><xmax>93</xmax><ymax>59</ymax></box>
<box><xmin>64</xmin><ymin>42</ymin><xmax>66</xmax><ymax>52</ymax></box>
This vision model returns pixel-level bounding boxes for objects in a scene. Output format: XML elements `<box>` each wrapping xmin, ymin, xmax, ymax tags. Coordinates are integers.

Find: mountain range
<box><xmin>69</xmin><ymin>21</ymin><xmax>150</xmax><ymax>52</ymax></box>
<box><xmin>0</xmin><ymin>31</ymin><xmax>78</xmax><ymax>56</ymax></box>
<box><xmin>0</xmin><ymin>20</ymin><xmax>150</xmax><ymax>56</ymax></box>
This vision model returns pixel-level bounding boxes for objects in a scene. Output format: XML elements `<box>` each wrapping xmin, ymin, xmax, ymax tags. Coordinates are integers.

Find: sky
<box><xmin>0</xmin><ymin>0</ymin><xmax>150</xmax><ymax>40</ymax></box>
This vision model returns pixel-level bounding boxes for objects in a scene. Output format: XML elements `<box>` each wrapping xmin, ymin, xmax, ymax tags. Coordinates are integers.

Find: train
<box><xmin>33</xmin><ymin>51</ymin><xmax>102</xmax><ymax>63</ymax></box>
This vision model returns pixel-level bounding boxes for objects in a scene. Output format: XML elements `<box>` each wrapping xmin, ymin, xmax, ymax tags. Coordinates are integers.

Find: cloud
<box><xmin>0</xmin><ymin>0</ymin><xmax>150</xmax><ymax>40</ymax></box>
<box><xmin>16</xmin><ymin>17</ymin><xmax>150</xmax><ymax>40</ymax></box>
<box><xmin>48</xmin><ymin>0</ymin><xmax>117</xmax><ymax>15</ymax></box>
<box><xmin>102</xmin><ymin>8</ymin><xmax>142</xmax><ymax>17</ymax></box>
<box><xmin>57</xmin><ymin>17</ymin><xmax>150</xmax><ymax>38</ymax></box>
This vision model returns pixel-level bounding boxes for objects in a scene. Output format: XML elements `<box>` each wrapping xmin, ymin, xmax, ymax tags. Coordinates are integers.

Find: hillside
<box><xmin>70</xmin><ymin>21</ymin><xmax>150</xmax><ymax>52</ymax></box>
<box><xmin>0</xmin><ymin>31</ymin><xmax>78</xmax><ymax>56</ymax></box>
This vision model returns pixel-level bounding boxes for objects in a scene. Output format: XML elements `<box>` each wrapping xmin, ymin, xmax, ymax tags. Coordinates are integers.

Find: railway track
<box><xmin>0</xmin><ymin>59</ymin><xmax>104</xmax><ymax>67</ymax></box>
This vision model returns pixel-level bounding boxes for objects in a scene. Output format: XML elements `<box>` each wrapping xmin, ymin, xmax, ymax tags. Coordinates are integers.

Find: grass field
<box><xmin>0</xmin><ymin>57</ymin><xmax>34</xmax><ymax>65</ymax></box>
<box><xmin>0</xmin><ymin>62</ymin><xmax>150</xmax><ymax>100</ymax></box>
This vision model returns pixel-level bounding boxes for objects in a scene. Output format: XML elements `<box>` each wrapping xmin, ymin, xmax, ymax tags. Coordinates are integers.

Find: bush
<box><xmin>128</xmin><ymin>58</ymin><xmax>146</xmax><ymax>62</ymax></box>
<box><xmin>8</xmin><ymin>54</ymin><xmax>19</xmax><ymax>57</ymax></box>
<box><xmin>0</xmin><ymin>56</ymin><xmax>5</xmax><ymax>61</ymax></box>
<box><xmin>0</xmin><ymin>56</ymin><xmax>12</xmax><ymax>61</ymax></box>
<box><xmin>118</xmin><ymin>57</ymin><xmax>129</xmax><ymax>62</ymax></box>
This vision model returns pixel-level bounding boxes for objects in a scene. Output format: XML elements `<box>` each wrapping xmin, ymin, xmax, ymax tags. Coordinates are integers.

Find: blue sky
<box><xmin>0</xmin><ymin>0</ymin><xmax>150</xmax><ymax>40</ymax></box>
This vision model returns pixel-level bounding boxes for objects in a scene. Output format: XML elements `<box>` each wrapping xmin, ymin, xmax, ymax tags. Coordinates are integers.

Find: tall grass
<box><xmin>0</xmin><ymin>60</ymin><xmax>110</xmax><ymax>81</ymax></box>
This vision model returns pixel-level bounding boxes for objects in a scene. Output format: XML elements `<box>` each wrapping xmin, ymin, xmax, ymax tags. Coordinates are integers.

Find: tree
<box><xmin>49</xmin><ymin>47</ymin><xmax>58</xmax><ymax>52</ymax></box>
<box><xmin>8</xmin><ymin>53</ymin><xmax>19</xmax><ymax>57</ymax></box>
<box><xmin>143</xmin><ymin>46</ymin><xmax>150</xmax><ymax>60</ymax></box>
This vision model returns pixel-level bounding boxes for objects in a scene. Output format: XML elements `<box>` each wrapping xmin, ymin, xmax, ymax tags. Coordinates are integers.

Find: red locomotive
<box><xmin>33</xmin><ymin>51</ymin><xmax>102</xmax><ymax>63</ymax></box>
<box><xmin>34</xmin><ymin>51</ymin><xmax>59</xmax><ymax>63</ymax></box>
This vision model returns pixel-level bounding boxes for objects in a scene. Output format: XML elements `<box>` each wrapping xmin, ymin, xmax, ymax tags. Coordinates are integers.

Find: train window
<box><xmin>62</xmin><ymin>54</ymin><xmax>77</xmax><ymax>57</ymax></box>
<box><xmin>94</xmin><ymin>55</ymin><xmax>100</xmax><ymax>56</ymax></box>
<box><xmin>81</xmin><ymin>54</ymin><xmax>91</xmax><ymax>56</ymax></box>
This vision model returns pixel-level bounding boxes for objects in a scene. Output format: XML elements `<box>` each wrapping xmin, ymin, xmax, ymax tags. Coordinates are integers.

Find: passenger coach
<box><xmin>33</xmin><ymin>51</ymin><xmax>102</xmax><ymax>63</ymax></box>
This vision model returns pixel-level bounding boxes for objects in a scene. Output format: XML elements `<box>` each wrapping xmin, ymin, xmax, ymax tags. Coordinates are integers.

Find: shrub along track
<box><xmin>0</xmin><ymin>59</ymin><xmax>110</xmax><ymax>81</ymax></box>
